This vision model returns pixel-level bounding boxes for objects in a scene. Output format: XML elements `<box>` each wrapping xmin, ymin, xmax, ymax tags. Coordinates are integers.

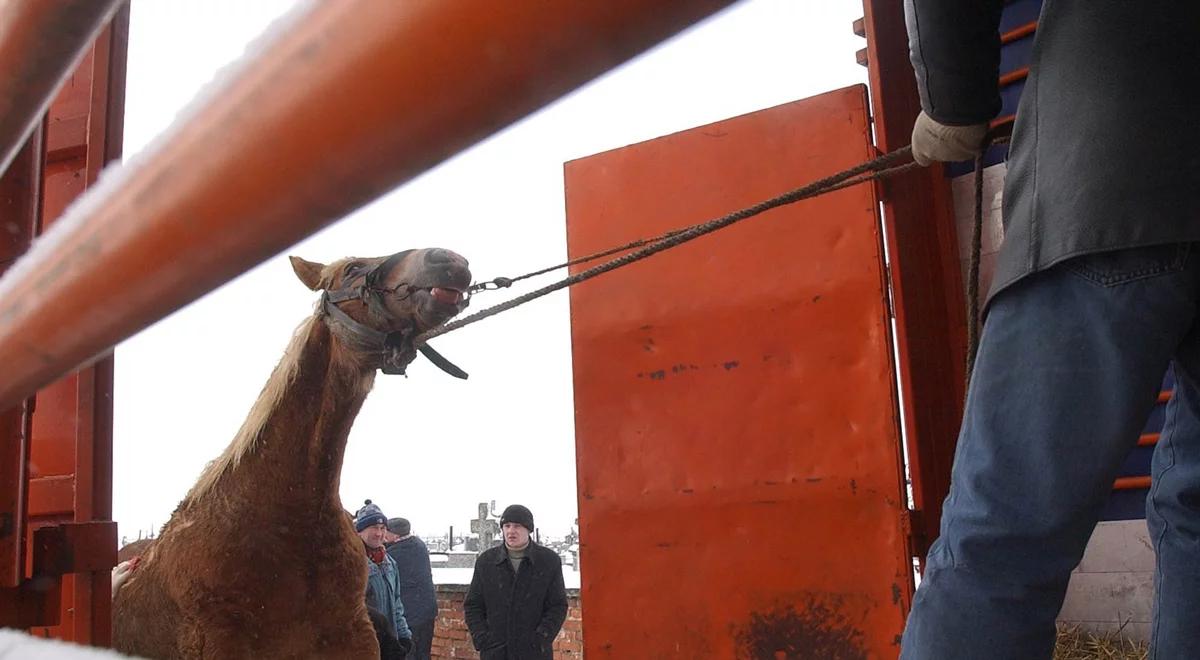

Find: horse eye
<box><xmin>344</xmin><ymin>263</ymin><xmax>365</xmax><ymax>278</ymax></box>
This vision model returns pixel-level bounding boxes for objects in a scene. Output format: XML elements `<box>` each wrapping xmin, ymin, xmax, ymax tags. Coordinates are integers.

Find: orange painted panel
<box><xmin>5</xmin><ymin>11</ymin><xmax>126</xmax><ymax>643</ymax></box>
<box><xmin>565</xmin><ymin>86</ymin><xmax>912</xmax><ymax>658</ymax></box>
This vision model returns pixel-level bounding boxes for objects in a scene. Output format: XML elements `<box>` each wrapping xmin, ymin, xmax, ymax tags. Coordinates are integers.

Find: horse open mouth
<box><xmin>429</xmin><ymin>287</ymin><xmax>464</xmax><ymax>305</ymax></box>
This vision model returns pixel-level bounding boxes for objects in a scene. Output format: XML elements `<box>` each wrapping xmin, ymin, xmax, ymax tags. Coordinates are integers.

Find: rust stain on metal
<box><xmin>734</xmin><ymin>601</ymin><xmax>867</xmax><ymax>660</ymax></box>
<box><xmin>723</xmin><ymin>360</ymin><xmax>740</xmax><ymax>371</ymax></box>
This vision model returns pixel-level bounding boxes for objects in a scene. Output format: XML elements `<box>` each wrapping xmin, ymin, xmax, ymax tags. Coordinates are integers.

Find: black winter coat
<box><xmin>462</xmin><ymin>543</ymin><xmax>568</xmax><ymax>660</ymax></box>
<box><xmin>386</xmin><ymin>536</ymin><xmax>438</xmax><ymax>627</ymax></box>
<box><xmin>905</xmin><ymin>0</ymin><xmax>1200</xmax><ymax>303</ymax></box>
<box><xmin>368</xmin><ymin>605</ymin><xmax>412</xmax><ymax>660</ymax></box>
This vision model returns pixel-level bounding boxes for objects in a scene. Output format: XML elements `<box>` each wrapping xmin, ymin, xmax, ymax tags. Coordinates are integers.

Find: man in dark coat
<box><xmin>463</xmin><ymin>505</ymin><xmax>568</xmax><ymax>660</ymax></box>
<box><xmin>385</xmin><ymin>517</ymin><xmax>438</xmax><ymax>660</ymax></box>
<box><xmin>900</xmin><ymin>2</ymin><xmax>1200</xmax><ymax>658</ymax></box>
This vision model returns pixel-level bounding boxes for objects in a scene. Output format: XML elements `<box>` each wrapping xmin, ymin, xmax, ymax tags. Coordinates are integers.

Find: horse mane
<box><xmin>180</xmin><ymin>313</ymin><xmax>320</xmax><ymax>506</ymax></box>
<box><xmin>176</xmin><ymin>256</ymin><xmax>363</xmax><ymax>508</ymax></box>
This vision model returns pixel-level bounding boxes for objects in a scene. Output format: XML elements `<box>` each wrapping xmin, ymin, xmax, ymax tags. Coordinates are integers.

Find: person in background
<box><xmin>385</xmin><ymin>517</ymin><xmax>438</xmax><ymax>660</ymax></box>
<box><xmin>356</xmin><ymin>500</ymin><xmax>413</xmax><ymax>657</ymax></box>
<box><xmin>463</xmin><ymin>505</ymin><xmax>567</xmax><ymax>660</ymax></box>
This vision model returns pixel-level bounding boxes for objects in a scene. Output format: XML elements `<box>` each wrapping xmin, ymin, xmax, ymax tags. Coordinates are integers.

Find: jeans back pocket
<box><xmin>1065</xmin><ymin>243</ymin><xmax>1191</xmax><ymax>287</ymax></box>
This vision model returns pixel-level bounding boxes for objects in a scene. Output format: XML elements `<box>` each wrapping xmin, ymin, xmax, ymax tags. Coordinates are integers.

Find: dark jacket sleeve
<box><xmin>536</xmin><ymin>552</ymin><xmax>568</xmax><ymax>640</ymax></box>
<box><xmin>364</xmin><ymin>578</ymin><xmax>379</xmax><ymax>614</ymax></box>
<box><xmin>462</xmin><ymin>555</ymin><xmax>489</xmax><ymax>651</ymax></box>
<box><xmin>904</xmin><ymin>0</ymin><xmax>1005</xmax><ymax>125</ymax></box>
<box><xmin>368</xmin><ymin>606</ymin><xmax>407</xmax><ymax>660</ymax></box>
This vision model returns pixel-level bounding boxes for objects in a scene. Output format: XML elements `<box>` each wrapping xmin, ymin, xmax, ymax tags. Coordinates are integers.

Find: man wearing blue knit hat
<box><xmin>356</xmin><ymin>499</ymin><xmax>413</xmax><ymax>658</ymax></box>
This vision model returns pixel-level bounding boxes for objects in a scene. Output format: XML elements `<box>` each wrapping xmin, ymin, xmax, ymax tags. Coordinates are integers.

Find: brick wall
<box><xmin>432</xmin><ymin>585</ymin><xmax>583</xmax><ymax>658</ymax></box>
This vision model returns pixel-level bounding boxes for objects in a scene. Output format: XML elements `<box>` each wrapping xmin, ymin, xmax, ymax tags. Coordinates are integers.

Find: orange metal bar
<box><xmin>1001</xmin><ymin>21</ymin><xmax>1037</xmax><ymax>45</ymax></box>
<box><xmin>990</xmin><ymin>114</ymin><xmax>1017</xmax><ymax>131</ymax></box>
<box><xmin>0</xmin><ymin>0</ymin><xmax>122</xmax><ymax>174</ymax></box>
<box><xmin>999</xmin><ymin>66</ymin><xmax>1030</xmax><ymax>88</ymax></box>
<box><xmin>0</xmin><ymin>0</ymin><xmax>735</xmax><ymax>411</ymax></box>
<box><xmin>1114</xmin><ymin>476</ymin><xmax>1152</xmax><ymax>491</ymax></box>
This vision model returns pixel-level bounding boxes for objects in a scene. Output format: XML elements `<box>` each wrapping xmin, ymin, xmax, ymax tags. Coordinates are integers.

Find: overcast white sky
<box><xmin>112</xmin><ymin>0</ymin><xmax>867</xmax><ymax>543</ymax></box>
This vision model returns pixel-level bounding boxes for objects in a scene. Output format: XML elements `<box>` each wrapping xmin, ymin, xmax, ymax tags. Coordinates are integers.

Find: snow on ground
<box><xmin>433</xmin><ymin>567</ymin><xmax>581</xmax><ymax>590</ymax></box>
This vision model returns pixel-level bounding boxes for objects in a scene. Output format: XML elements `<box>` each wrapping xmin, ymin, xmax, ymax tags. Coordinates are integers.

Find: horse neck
<box><xmin>183</xmin><ymin>314</ymin><xmax>377</xmax><ymax>511</ymax></box>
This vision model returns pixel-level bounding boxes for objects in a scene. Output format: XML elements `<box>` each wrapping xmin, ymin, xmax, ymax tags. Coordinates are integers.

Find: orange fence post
<box><xmin>861</xmin><ymin>0</ymin><xmax>967</xmax><ymax>563</ymax></box>
<box><xmin>0</xmin><ymin>129</ymin><xmax>43</xmax><ymax>590</ymax></box>
<box><xmin>0</xmin><ymin>0</ymin><xmax>735</xmax><ymax>410</ymax></box>
<box><xmin>0</xmin><ymin>0</ymin><xmax>122</xmax><ymax>174</ymax></box>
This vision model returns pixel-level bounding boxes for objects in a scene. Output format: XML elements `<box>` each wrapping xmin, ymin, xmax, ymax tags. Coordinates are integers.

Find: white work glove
<box><xmin>911</xmin><ymin>111</ymin><xmax>989</xmax><ymax>166</ymax></box>
<box><xmin>111</xmin><ymin>557</ymin><xmax>140</xmax><ymax>600</ymax></box>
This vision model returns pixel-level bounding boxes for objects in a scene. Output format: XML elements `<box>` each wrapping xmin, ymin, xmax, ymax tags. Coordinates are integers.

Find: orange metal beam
<box><xmin>861</xmin><ymin>0</ymin><xmax>968</xmax><ymax>563</ymax></box>
<box><xmin>1001</xmin><ymin>21</ymin><xmax>1037</xmax><ymax>45</ymax></box>
<box><xmin>999</xmin><ymin>66</ymin><xmax>1030</xmax><ymax>88</ymax></box>
<box><xmin>0</xmin><ymin>0</ymin><xmax>122</xmax><ymax>174</ymax></box>
<box><xmin>0</xmin><ymin>0</ymin><xmax>735</xmax><ymax>410</ymax></box>
<box><xmin>1114</xmin><ymin>476</ymin><xmax>1151</xmax><ymax>491</ymax></box>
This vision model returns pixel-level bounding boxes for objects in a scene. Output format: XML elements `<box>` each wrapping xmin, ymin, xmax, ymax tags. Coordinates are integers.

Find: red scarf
<box><xmin>366</xmin><ymin>545</ymin><xmax>386</xmax><ymax>565</ymax></box>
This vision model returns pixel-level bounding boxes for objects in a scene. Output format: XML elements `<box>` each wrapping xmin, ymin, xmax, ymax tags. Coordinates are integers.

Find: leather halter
<box><xmin>320</xmin><ymin>251</ymin><xmax>468</xmax><ymax>379</ymax></box>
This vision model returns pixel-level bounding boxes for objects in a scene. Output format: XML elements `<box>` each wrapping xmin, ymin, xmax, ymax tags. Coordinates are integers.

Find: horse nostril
<box><xmin>425</xmin><ymin>248</ymin><xmax>456</xmax><ymax>265</ymax></box>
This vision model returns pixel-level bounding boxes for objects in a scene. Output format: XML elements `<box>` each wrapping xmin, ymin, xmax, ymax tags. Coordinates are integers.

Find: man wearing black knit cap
<box><xmin>463</xmin><ymin>504</ymin><xmax>568</xmax><ymax>660</ymax></box>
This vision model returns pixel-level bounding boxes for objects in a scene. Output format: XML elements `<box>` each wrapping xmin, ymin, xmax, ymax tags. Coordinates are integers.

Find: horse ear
<box><xmin>290</xmin><ymin>256</ymin><xmax>326</xmax><ymax>291</ymax></box>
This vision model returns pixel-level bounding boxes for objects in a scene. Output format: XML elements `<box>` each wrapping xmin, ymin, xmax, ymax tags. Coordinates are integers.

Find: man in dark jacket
<box><xmin>900</xmin><ymin>2</ymin><xmax>1200</xmax><ymax>658</ymax></box>
<box><xmin>385</xmin><ymin>517</ymin><xmax>438</xmax><ymax>660</ymax></box>
<box><xmin>463</xmin><ymin>505</ymin><xmax>568</xmax><ymax>660</ymax></box>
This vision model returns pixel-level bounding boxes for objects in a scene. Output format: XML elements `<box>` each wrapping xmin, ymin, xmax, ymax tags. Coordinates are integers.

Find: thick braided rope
<box><xmin>416</xmin><ymin>147</ymin><xmax>916</xmax><ymax>346</ymax></box>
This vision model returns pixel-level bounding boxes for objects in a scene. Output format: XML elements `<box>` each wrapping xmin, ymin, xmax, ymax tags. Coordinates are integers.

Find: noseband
<box><xmin>320</xmin><ymin>251</ymin><xmax>468</xmax><ymax>379</ymax></box>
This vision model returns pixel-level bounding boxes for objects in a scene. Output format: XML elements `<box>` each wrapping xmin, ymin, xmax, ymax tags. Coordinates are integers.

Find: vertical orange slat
<box><xmin>23</xmin><ymin>8</ymin><xmax>127</xmax><ymax>643</ymax></box>
<box><xmin>0</xmin><ymin>129</ymin><xmax>43</xmax><ymax>589</ymax></box>
<box><xmin>862</xmin><ymin>0</ymin><xmax>967</xmax><ymax>562</ymax></box>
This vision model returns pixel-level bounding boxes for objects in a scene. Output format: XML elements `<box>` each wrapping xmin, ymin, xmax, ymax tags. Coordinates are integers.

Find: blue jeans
<box><xmin>900</xmin><ymin>243</ymin><xmax>1200</xmax><ymax>659</ymax></box>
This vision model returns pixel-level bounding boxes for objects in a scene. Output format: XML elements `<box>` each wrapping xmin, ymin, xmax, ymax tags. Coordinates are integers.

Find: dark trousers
<box><xmin>901</xmin><ymin>243</ymin><xmax>1200</xmax><ymax>659</ymax></box>
<box><xmin>407</xmin><ymin>619</ymin><xmax>435</xmax><ymax>660</ymax></box>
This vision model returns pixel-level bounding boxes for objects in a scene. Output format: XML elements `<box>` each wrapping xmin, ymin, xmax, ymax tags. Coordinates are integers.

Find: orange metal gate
<box><xmin>566</xmin><ymin>86</ymin><xmax>913</xmax><ymax>657</ymax></box>
<box><xmin>0</xmin><ymin>8</ymin><xmax>127</xmax><ymax>643</ymax></box>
